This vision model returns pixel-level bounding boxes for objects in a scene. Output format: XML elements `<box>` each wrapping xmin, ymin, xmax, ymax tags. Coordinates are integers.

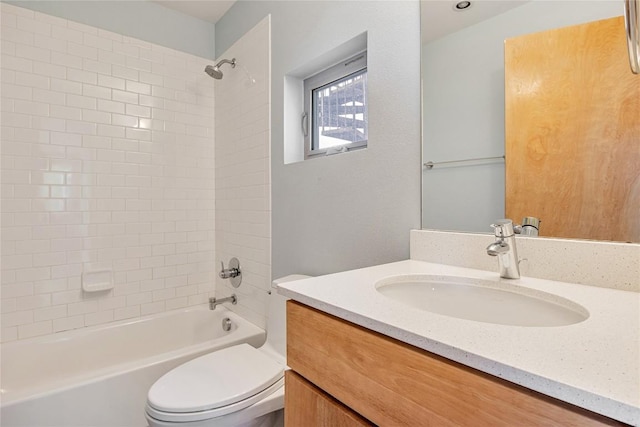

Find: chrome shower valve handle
<box><xmin>219</xmin><ymin>257</ymin><xmax>242</xmax><ymax>287</ymax></box>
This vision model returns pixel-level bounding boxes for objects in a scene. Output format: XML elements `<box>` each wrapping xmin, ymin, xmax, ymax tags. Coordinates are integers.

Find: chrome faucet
<box><xmin>514</xmin><ymin>216</ymin><xmax>541</xmax><ymax>237</ymax></box>
<box><xmin>487</xmin><ymin>219</ymin><xmax>520</xmax><ymax>279</ymax></box>
<box><xmin>209</xmin><ymin>294</ymin><xmax>237</xmax><ymax>310</ymax></box>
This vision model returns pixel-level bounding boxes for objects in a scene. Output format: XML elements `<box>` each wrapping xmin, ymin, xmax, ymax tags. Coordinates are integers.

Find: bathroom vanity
<box><xmin>278</xmin><ymin>260</ymin><xmax>639</xmax><ymax>426</ymax></box>
<box><xmin>285</xmin><ymin>302</ymin><xmax>622</xmax><ymax>426</ymax></box>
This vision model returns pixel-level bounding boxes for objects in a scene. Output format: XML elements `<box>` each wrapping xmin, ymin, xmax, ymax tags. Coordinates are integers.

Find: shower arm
<box><xmin>216</xmin><ymin>58</ymin><xmax>236</xmax><ymax>69</ymax></box>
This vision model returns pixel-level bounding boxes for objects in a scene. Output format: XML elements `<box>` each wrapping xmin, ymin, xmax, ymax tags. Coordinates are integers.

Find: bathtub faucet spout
<box><xmin>209</xmin><ymin>294</ymin><xmax>237</xmax><ymax>310</ymax></box>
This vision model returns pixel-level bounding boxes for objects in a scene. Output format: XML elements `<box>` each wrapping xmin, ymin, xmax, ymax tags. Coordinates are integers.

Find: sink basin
<box><xmin>375</xmin><ymin>275</ymin><xmax>589</xmax><ymax>327</ymax></box>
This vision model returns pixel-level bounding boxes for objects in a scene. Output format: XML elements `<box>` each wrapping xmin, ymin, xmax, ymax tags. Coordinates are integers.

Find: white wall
<box><xmin>216</xmin><ymin>1</ymin><xmax>422</xmax><ymax>279</ymax></box>
<box><xmin>1</xmin><ymin>3</ymin><xmax>217</xmax><ymax>341</ymax></box>
<box><xmin>214</xmin><ymin>17</ymin><xmax>272</xmax><ymax>329</ymax></box>
<box><xmin>421</xmin><ymin>0</ymin><xmax>623</xmax><ymax>232</ymax></box>
<box><xmin>5</xmin><ymin>0</ymin><xmax>216</xmax><ymax>59</ymax></box>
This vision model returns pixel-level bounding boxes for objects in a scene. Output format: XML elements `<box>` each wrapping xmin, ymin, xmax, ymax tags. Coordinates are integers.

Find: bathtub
<box><xmin>0</xmin><ymin>305</ymin><xmax>265</xmax><ymax>427</ymax></box>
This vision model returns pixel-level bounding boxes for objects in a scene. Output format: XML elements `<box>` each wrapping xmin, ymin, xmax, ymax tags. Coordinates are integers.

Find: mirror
<box><xmin>420</xmin><ymin>0</ymin><xmax>638</xmax><ymax>242</ymax></box>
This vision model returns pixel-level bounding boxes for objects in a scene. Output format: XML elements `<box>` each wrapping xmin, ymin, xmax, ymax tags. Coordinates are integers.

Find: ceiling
<box><xmin>421</xmin><ymin>0</ymin><xmax>529</xmax><ymax>43</ymax></box>
<box><xmin>154</xmin><ymin>0</ymin><xmax>236</xmax><ymax>24</ymax></box>
<box><xmin>152</xmin><ymin>0</ymin><xmax>528</xmax><ymax>43</ymax></box>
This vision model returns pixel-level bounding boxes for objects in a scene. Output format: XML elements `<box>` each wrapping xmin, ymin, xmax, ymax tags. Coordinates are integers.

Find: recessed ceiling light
<box><xmin>454</xmin><ymin>1</ymin><xmax>472</xmax><ymax>11</ymax></box>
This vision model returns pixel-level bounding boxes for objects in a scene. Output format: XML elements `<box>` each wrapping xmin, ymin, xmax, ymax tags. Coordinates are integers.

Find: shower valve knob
<box><xmin>219</xmin><ymin>258</ymin><xmax>242</xmax><ymax>288</ymax></box>
<box><xmin>219</xmin><ymin>262</ymin><xmax>239</xmax><ymax>279</ymax></box>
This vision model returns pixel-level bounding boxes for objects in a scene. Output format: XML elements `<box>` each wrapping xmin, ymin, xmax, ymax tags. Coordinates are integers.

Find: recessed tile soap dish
<box><xmin>82</xmin><ymin>270</ymin><xmax>114</xmax><ymax>292</ymax></box>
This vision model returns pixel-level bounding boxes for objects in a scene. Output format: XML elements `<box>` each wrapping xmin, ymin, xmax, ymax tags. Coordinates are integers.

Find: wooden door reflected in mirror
<box><xmin>505</xmin><ymin>17</ymin><xmax>640</xmax><ymax>242</ymax></box>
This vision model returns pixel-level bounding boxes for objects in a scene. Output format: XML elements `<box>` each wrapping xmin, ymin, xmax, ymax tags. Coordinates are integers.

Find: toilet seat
<box><xmin>146</xmin><ymin>343</ymin><xmax>284</xmax><ymax>423</ymax></box>
<box><xmin>146</xmin><ymin>378</ymin><xmax>284</xmax><ymax>423</ymax></box>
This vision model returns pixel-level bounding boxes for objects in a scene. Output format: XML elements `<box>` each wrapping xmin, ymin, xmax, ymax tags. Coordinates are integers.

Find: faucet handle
<box><xmin>219</xmin><ymin>261</ymin><xmax>234</xmax><ymax>279</ymax></box>
<box><xmin>490</xmin><ymin>219</ymin><xmax>515</xmax><ymax>237</ymax></box>
<box><xmin>219</xmin><ymin>257</ymin><xmax>242</xmax><ymax>287</ymax></box>
<box><xmin>513</xmin><ymin>217</ymin><xmax>541</xmax><ymax>236</ymax></box>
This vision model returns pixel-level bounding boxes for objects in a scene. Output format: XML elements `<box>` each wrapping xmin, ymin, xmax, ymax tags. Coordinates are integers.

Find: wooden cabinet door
<box><xmin>284</xmin><ymin>370</ymin><xmax>373</xmax><ymax>427</ymax></box>
<box><xmin>505</xmin><ymin>16</ymin><xmax>640</xmax><ymax>242</ymax></box>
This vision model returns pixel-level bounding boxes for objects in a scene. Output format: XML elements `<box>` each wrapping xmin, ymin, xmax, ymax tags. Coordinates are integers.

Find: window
<box><xmin>303</xmin><ymin>52</ymin><xmax>368</xmax><ymax>158</ymax></box>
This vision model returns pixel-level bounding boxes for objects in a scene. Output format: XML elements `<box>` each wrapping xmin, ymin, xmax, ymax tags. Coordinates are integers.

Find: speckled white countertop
<box><xmin>277</xmin><ymin>260</ymin><xmax>640</xmax><ymax>426</ymax></box>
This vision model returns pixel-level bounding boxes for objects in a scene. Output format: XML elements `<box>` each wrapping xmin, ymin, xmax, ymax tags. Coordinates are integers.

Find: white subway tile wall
<box><xmin>1</xmin><ymin>3</ymin><xmax>216</xmax><ymax>341</ymax></box>
<box><xmin>215</xmin><ymin>16</ymin><xmax>271</xmax><ymax>329</ymax></box>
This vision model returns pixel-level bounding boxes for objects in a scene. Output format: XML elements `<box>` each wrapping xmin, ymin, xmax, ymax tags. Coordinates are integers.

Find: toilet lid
<box><xmin>147</xmin><ymin>343</ymin><xmax>284</xmax><ymax>413</ymax></box>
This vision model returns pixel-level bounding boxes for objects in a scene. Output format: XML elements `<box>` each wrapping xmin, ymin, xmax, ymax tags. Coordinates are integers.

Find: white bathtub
<box><xmin>0</xmin><ymin>305</ymin><xmax>265</xmax><ymax>427</ymax></box>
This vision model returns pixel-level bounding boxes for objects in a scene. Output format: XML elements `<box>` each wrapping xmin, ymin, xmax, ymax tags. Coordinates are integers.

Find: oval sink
<box><xmin>375</xmin><ymin>275</ymin><xmax>589</xmax><ymax>327</ymax></box>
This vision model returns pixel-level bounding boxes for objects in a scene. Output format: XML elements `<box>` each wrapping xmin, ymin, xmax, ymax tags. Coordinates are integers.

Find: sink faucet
<box><xmin>487</xmin><ymin>219</ymin><xmax>520</xmax><ymax>279</ymax></box>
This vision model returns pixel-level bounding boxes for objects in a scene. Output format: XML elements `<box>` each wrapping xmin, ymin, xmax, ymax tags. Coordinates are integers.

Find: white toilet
<box><xmin>145</xmin><ymin>275</ymin><xmax>310</xmax><ymax>427</ymax></box>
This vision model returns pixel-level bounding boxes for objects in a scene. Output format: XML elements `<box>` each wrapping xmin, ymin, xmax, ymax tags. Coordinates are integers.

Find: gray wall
<box><xmin>421</xmin><ymin>0</ymin><xmax>623</xmax><ymax>232</ymax></box>
<box><xmin>216</xmin><ymin>1</ymin><xmax>422</xmax><ymax>279</ymax></box>
<box><xmin>5</xmin><ymin>1</ymin><xmax>216</xmax><ymax>58</ymax></box>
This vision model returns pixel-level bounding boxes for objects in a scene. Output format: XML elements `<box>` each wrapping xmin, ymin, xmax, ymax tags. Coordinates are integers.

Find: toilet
<box><xmin>145</xmin><ymin>275</ymin><xmax>310</xmax><ymax>427</ymax></box>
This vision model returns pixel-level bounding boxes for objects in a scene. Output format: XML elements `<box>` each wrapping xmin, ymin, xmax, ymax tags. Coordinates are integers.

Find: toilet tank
<box><xmin>264</xmin><ymin>275</ymin><xmax>311</xmax><ymax>358</ymax></box>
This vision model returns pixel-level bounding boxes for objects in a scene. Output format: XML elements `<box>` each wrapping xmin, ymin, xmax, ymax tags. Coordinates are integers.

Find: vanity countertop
<box><xmin>277</xmin><ymin>260</ymin><xmax>640</xmax><ymax>426</ymax></box>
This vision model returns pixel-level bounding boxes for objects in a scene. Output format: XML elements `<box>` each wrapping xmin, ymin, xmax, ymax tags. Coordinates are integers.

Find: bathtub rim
<box><xmin>2</xmin><ymin>304</ymin><xmax>243</xmax><ymax>347</ymax></box>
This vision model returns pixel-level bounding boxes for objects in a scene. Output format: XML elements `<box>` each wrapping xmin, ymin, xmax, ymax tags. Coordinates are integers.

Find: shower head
<box><xmin>204</xmin><ymin>58</ymin><xmax>236</xmax><ymax>80</ymax></box>
<box><xmin>204</xmin><ymin>65</ymin><xmax>222</xmax><ymax>79</ymax></box>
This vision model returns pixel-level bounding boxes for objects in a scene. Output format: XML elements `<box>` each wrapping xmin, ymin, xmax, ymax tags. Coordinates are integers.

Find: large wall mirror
<box><xmin>420</xmin><ymin>0</ymin><xmax>639</xmax><ymax>243</ymax></box>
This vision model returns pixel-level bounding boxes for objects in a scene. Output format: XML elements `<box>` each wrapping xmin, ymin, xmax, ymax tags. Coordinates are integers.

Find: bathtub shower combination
<box><xmin>0</xmin><ymin>3</ymin><xmax>275</xmax><ymax>426</ymax></box>
<box><xmin>0</xmin><ymin>307</ymin><xmax>264</xmax><ymax>427</ymax></box>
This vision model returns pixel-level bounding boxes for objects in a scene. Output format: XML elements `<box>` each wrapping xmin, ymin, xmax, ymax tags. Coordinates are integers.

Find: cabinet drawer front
<box><xmin>286</xmin><ymin>301</ymin><xmax>624</xmax><ymax>427</ymax></box>
<box><xmin>285</xmin><ymin>370</ymin><xmax>373</xmax><ymax>426</ymax></box>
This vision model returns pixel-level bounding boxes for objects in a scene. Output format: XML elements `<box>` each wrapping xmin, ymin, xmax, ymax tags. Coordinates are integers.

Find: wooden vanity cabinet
<box><xmin>285</xmin><ymin>301</ymin><xmax>626</xmax><ymax>427</ymax></box>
